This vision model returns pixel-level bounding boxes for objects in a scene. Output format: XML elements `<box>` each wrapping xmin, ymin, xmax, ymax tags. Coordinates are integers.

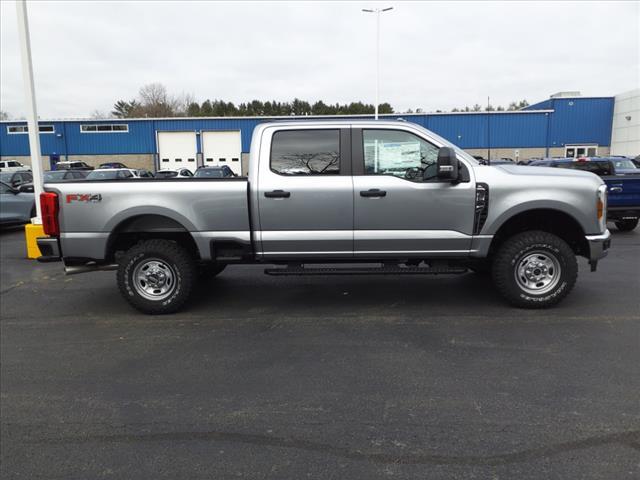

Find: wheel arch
<box><xmin>488</xmin><ymin>208</ymin><xmax>589</xmax><ymax>258</ymax></box>
<box><xmin>105</xmin><ymin>213</ymin><xmax>199</xmax><ymax>262</ymax></box>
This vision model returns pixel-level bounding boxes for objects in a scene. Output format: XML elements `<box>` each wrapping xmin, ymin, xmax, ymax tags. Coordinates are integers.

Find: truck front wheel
<box><xmin>614</xmin><ymin>219</ymin><xmax>638</xmax><ymax>232</ymax></box>
<box><xmin>492</xmin><ymin>231</ymin><xmax>577</xmax><ymax>308</ymax></box>
<box><xmin>117</xmin><ymin>239</ymin><xmax>196</xmax><ymax>314</ymax></box>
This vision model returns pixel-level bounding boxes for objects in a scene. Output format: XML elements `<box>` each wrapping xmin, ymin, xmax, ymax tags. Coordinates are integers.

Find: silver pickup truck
<box><xmin>37</xmin><ymin>120</ymin><xmax>611</xmax><ymax>314</ymax></box>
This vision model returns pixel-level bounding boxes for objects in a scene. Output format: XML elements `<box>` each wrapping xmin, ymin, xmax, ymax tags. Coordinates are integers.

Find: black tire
<box><xmin>615</xmin><ymin>219</ymin><xmax>638</xmax><ymax>232</ymax></box>
<box><xmin>117</xmin><ymin>239</ymin><xmax>196</xmax><ymax>314</ymax></box>
<box><xmin>199</xmin><ymin>263</ymin><xmax>226</xmax><ymax>278</ymax></box>
<box><xmin>492</xmin><ymin>231</ymin><xmax>577</xmax><ymax>308</ymax></box>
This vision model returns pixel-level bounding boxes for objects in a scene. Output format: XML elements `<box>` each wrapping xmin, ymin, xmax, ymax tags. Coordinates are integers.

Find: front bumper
<box><xmin>36</xmin><ymin>236</ymin><xmax>62</xmax><ymax>262</ymax></box>
<box><xmin>585</xmin><ymin>229</ymin><xmax>611</xmax><ymax>271</ymax></box>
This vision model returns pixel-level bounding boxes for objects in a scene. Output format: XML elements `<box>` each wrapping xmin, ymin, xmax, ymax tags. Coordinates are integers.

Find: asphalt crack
<box><xmin>27</xmin><ymin>429</ymin><xmax>640</xmax><ymax>466</ymax></box>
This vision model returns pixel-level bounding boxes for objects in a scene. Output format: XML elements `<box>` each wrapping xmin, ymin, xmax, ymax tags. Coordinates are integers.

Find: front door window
<box><xmin>363</xmin><ymin>129</ymin><xmax>439</xmax><ymax>182</ymax></box>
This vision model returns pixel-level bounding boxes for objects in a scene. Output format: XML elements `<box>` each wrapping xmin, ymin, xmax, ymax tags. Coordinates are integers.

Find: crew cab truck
<box><xmin>37</xmin><ymin>121</ymin><xmax>611</xmax><ymax>314</ymax></box>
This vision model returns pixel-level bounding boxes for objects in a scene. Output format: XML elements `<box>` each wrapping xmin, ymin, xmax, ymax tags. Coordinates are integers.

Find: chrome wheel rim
<box><xmin>132</xmin><ymin>258</ymin><xmax>176</xmax><ymax>301</ymax></box>
<box><xmin>514</xmin><ymin>251</ymin><xmax>561</xmax><ymax>295</ymax></box>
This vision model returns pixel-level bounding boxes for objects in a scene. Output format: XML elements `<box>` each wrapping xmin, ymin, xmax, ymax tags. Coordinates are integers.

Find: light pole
<box><xmin>16</xmin><ymin>0</ymin><xmax>43</xmax><ymax>223</ymax></box>
<box><xmin>362</xmin><ymin>6</ymin><xmax>393</xmax><ymax>120</ymax></box>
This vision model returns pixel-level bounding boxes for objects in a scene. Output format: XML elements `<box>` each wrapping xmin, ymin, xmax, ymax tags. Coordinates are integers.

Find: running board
<box><xmin>264</xmin><ymin>265</ymin><xmax>468</xmax><ymax>276</ymax></box>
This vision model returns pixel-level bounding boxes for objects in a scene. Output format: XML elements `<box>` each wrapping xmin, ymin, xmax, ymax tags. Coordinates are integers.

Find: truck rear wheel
<box><xmin>614</xmin><ymin>219</ymin><xmax>638</xmax><ymax>232</ymax></box>
<box><xmin>492</xmin><ymin>231</ymin><xmax>577</xmax><ymax>308</ymax></box>
<box><xmin>117</xmin><ymin>239</ymin><xmax>196</xmax><ymax>314</ymax></box>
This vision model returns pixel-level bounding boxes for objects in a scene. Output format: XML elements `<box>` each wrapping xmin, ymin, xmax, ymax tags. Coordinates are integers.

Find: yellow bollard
<box><xmin>25</xmin><ymin>223</ymin><xmax>46</xmax><ymax>259</ymax></box>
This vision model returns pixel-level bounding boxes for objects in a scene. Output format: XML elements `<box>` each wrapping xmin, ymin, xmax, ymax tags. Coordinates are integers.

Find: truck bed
<box><xmin>44</xmin><ymin>178</ymin><xmax>251</xmax><ymax>261</ymax></box>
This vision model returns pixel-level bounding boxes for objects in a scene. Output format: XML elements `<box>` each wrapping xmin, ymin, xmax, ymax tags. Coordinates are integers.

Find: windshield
<box><xmin>195</xmin><ymin>169</ymin><xmax>224</xmax><ymax>178</ymax></box>
<box><xmin>86</xmin><ymin>170</ymin><xmax>120</xmax><ymax>180</ymax></box>
<box><xmin>0</xmin><ymin>173</ymin><xmax>13</xmax><ymax>183</ymax></box>
<box><xmin>44</xmin><ymin>171</ymin><xmax>67</xmax><ymax>181</ymax></box>
<box><xmin>612</xmin><ymin>159</ymin><xmax>637</xmax><ymax>170</ymax></box>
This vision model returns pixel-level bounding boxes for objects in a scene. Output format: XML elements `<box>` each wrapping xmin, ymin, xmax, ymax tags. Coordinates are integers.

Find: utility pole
<box><xmin>16</xmin><ymin>0</ymin><xmax>43</xmax><ymax>222</ymax></box>
<box><xmin>487</xmin><ymin>96</ymin><xmax>491</xmax><ymax>165</ymax></box>
<box><xmin>362</xmin><ymin>7</ymin><xmax>393</xmax><ymax>120</ymax></box>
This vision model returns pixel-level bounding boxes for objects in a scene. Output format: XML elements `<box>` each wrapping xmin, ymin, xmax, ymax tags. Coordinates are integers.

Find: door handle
<box><xmin>609</xmin><ymin>187</ymin><xmax>623</xmax><ymax>193</ymax></box>
<box><xmin>264</xmin><ymin>190</ymin><xmax>291</xmax><ymax>198</ymax></box>
<box><xmin>360</xmin><ymin>189</ymin><xmax>387</xmax><ymax>198</ymax></box>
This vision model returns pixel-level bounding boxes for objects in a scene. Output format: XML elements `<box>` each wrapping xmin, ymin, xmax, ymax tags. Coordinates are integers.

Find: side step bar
<box><xmin>264</xmin><ymin>264</ymin><xmax>468</xmax><ymax>276</ymax></box>
<box><xmin>65</xmin><ymin>264</ymin><xmax>118</xmax><ymax>275</ymax></box>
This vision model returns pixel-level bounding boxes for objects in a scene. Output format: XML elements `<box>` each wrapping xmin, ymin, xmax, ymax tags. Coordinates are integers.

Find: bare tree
<box><xmin>90</xmin><ymin>109</ymin><xmax>112</xmax><ymax>119</ymax></box>
<box><xmin>137</xmin><ymin>83</ymin><xmax>179</xmax><ymax>117</ymax></box>
<box><xmin>280</xmin><ymin>152</ymin><xmax>339</xmax><ymax>174</ymax></box>
<box><xmin>0</xmin><ymin>110</ymin><xmax>9</xmax><ymax>121</ymax></box>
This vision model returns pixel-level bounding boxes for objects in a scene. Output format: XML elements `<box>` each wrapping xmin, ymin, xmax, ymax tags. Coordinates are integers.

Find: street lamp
<box><xmin>362</xmin><ymin>6</ymin><xmax>393</xmax><ymax>120</ymax></box>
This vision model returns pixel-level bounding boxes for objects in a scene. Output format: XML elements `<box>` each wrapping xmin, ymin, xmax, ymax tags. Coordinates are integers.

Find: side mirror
<box><xmin>436</xmin><ymin>147</ymin><xmax>459</xmax><ymax>182</ymax></box>
<box><xmin>18</xmin><ymin>184</ymin><xmax>34</xmax><ymax>193</ymax></box>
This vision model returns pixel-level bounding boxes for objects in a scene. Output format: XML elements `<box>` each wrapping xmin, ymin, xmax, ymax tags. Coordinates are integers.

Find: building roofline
<box><xmin>0</xmin><ymin>109</ymin><xmax>555</xmax><ymax>124</ymax></box>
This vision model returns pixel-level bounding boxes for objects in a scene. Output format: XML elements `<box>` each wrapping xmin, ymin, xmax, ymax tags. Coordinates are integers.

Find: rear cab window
<box><xmin>270</xmin><ymin>129</ymin><xmax>340</xmax><ymax>175</ymax></box>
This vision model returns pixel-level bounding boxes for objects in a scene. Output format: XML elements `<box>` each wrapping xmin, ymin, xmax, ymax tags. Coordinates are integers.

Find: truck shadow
<box><xmin>189</xmin><ymin>269</ymin><xmax>507</xmax><ymax>316</ymax></box>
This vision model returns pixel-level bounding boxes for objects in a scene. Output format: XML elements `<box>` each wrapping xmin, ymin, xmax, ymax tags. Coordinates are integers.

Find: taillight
<box><xmin>40</xmin><ymin>192</ymin><xmax>59</xmax><ymax>236</ymax></box>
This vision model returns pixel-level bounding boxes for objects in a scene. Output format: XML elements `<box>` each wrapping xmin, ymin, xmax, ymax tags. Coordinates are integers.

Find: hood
<box><xmin>494</xmin><ymin>164</ymin><xmax>601</xmax><ymax>180</ymax></box>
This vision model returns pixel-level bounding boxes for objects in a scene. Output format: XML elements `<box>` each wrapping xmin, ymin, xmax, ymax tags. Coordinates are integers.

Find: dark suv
<box><xmin>194</xmin><ymin>165</ymin><xmax>237</xmax><ymax>178</ymax></box>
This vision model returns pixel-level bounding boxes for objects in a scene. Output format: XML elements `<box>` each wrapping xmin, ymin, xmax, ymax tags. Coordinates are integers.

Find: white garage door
<box><xmin>202</xmin><ymin>131</ymin><xmax>242</xmax><ymax>175</ymax></box>
<box><xmin>157</xmin><ymin>131</ymin><xmax>198</xmax><ymax>172</ymax></box>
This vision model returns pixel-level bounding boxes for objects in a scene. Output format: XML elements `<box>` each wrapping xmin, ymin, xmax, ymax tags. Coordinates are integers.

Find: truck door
<box><xmin>256</xmin><ymin>127</ymin><xmax>353</xmax><ymax>259</ymax></box>
<box><xmin>351</xmin><ymin>127</ymin><xmax>476</xmax><ymax>258</ymax></box>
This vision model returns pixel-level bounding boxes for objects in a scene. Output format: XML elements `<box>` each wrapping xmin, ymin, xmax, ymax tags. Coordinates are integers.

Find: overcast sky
<box><xmin>1</xmin><ymin>1</ymin><xmax>638</xmax><ymax>119</ymax></box>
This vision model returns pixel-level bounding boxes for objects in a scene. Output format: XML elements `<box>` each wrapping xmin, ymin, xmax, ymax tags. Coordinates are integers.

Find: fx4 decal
<box><xmin>66</xmin><ymin>193</ymin><xmax>102</xmax><ymax>203</ymax></box>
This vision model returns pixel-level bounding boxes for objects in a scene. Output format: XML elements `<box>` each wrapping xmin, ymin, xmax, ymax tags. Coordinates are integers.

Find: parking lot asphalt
<box><xmin>1</xmin><ymin>227</ymin><xmax>639</xmax><ymax>479</ymax></box>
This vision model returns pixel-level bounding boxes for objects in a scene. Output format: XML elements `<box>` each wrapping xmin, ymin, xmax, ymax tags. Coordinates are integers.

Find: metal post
<box><xmin>487</xmin><ymin>96</ymin><xmax>491</xmax><ymax>165</ymax></box>
<box><xmin>362</xmin><ymin>7</ymin><xmax>393</xmax><ymax>121</ymax></box>
<box><xmin>16</xmin><ymin>0</ymin><xmax>43</xmax><ymax>223</ymax></box>
<box><xmin>375</xmin><ymin>10</ymin><xmax>380</xmax><ymax>120</ymax></box>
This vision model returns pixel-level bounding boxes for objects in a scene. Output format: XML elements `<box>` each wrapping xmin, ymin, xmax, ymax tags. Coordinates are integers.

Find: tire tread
<box><xmin>492</xmin><ymin>230</ymin><xmax>577</xmax><ymax>309</ymax></box>
<box><xmin>117</xmin><ymin>239</ymin><xmax>196</xmax><ymax>314</ymax></box>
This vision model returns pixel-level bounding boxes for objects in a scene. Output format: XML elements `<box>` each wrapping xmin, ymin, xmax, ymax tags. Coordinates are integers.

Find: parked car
<box><xmin>0</xmin><ymin>170</ymin><xmax>33</xmax><ymax>188</ymax></box>
<box><xmin>55</xmin><ymin>161</ymin><xmax>94</xmax><ymax>171</ymax></box>
<box><xmin>134</xmin><ymin>169</ymin><xmax>154</xmax><ymax>178</ymax></box>
<box><xmin>0</xmin><ymin>160</ymin><xmax>30</xmax><ymax>172</ymax></box>
<box><xmin>43</xmin><ymin>170</ymin><xmax>89</xmax><ymax>182</ymax></box>
<box><xmin>0</xmin><ymin>181</ymin><xmax>35</xmax><ymax>226</ymax></box>
<box><xmin>529</xmin><ymin>158</ymin><xmax>640</xmax><ymax>231</ymax></box>
<box><xmin>85</xmin><ymin>168</ymin><xmax>139</xmax><ymax>180</ymax></box>
<box><xmin>632</xmin><ymin>156</ymin><xmax>640</xmax><ymax>168</ymax></box>
<box><xmin>155</xmin><ymin>168</ymin><xmax>194</xmax><ymax>179</ymax></box>
<box><xmin>194</xmin><ymin>165</ymin><xmax>236</xmax><ymax>178</ymax></box>
<box><xmin>519</xmin><ymin>157</ymin><xmax>542</xmax><ymax>165</ymax></box>
<box><xmin>38</xmin><ymin>120</ymin><xmax>611</xmax><ymax>314</ymax></box>
<box><xmin>98</xmin><ymin>162</ymin><xmax>129</xmax><ymax>169</ymax></box>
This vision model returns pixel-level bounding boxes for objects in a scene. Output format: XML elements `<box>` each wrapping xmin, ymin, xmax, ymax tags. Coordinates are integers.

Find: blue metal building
<box><xmin>0</xmin><ymin>95</ymin><xmax>616</xmax><ymax>172</ymax></box>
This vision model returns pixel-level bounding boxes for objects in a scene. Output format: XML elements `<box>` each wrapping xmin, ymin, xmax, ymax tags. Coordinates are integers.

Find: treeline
<box><xmin>185</xmin><ymin>99</ymin><xmax>394</xmax><ymax>117</ymax></box>
<box><xmin>108</xmin><ymin>83</ymin><xmax>530</xmax><ymax>119</ymax></box>
<box><xmin>451</xmin><ymin>99</ymin><xmax>530</xmax><ymax>112</ymax></box>
<box><xmin>111</xmin><ymin>83</ymin><xmax>394</xmax><ymax>119</ymax></box>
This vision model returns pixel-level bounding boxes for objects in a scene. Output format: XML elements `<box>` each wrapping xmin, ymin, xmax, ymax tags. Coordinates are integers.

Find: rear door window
<box><xmin>270</xmin><ymin>129</ymin><xmax>340</xmax><ymax>175</ymax></box>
